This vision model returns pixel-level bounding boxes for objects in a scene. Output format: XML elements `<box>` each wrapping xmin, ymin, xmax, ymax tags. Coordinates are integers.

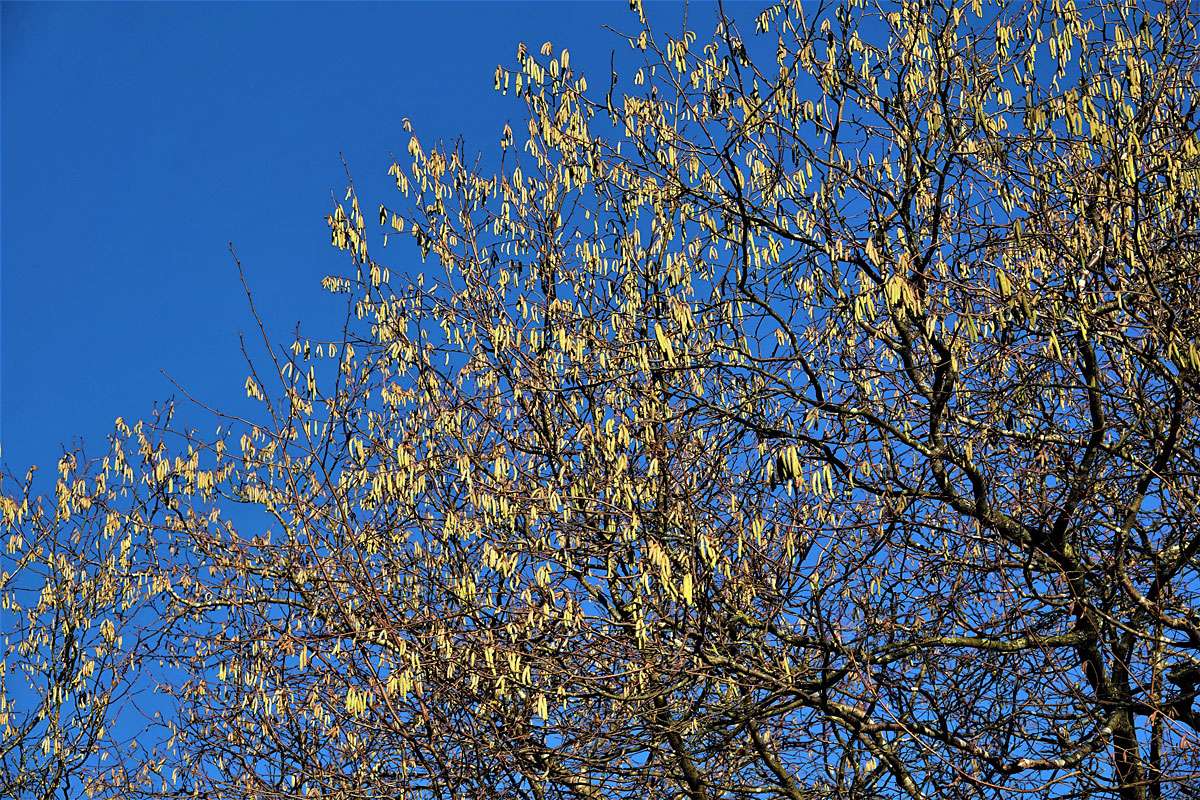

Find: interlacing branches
<box><xmin>5</xmin><ymin>1</ymin><xmax>1200</xmax><ymax>798</ymax></box>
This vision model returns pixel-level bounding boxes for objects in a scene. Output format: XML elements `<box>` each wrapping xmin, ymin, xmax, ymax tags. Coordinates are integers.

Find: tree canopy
<box><xmin>5</xmin><ymin>0</ymin><xmax>1200</xmax><ymax>798</ymax></box>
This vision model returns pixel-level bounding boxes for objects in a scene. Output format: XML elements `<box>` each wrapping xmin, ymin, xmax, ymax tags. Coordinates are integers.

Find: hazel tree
<box><xmin>7</xmin><ymin>0</ymin><xmax>1200</xmax><ymax>799</ymax></box>
<box><xmin>1</xmin><ymin>433</ymin><xmax>169</xmax><ymax>800</ymax></box>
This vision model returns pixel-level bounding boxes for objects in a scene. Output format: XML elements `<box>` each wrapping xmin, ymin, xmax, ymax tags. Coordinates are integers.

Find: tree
<box><xmin>1</xmin><ymin>448</ymin><xmax>162</xmax><ymax>800</ymax></box>
<box><xmin>6</xmin><ymin>0</ymin><xmax>1200</xmax><ymax>798</ymax></box>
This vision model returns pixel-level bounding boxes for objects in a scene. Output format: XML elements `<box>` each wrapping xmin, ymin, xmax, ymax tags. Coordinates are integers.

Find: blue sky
<box><xmin>2</xmin><ymin>0</ymin><xmax>731</xmax><ymax>476</ymax></box>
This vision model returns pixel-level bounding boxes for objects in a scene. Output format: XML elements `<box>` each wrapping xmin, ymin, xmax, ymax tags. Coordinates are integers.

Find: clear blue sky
<box><xmin>2</xmin><ymin>1</ymin><xmax>731</xmax><ymax>476</ymax></box>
